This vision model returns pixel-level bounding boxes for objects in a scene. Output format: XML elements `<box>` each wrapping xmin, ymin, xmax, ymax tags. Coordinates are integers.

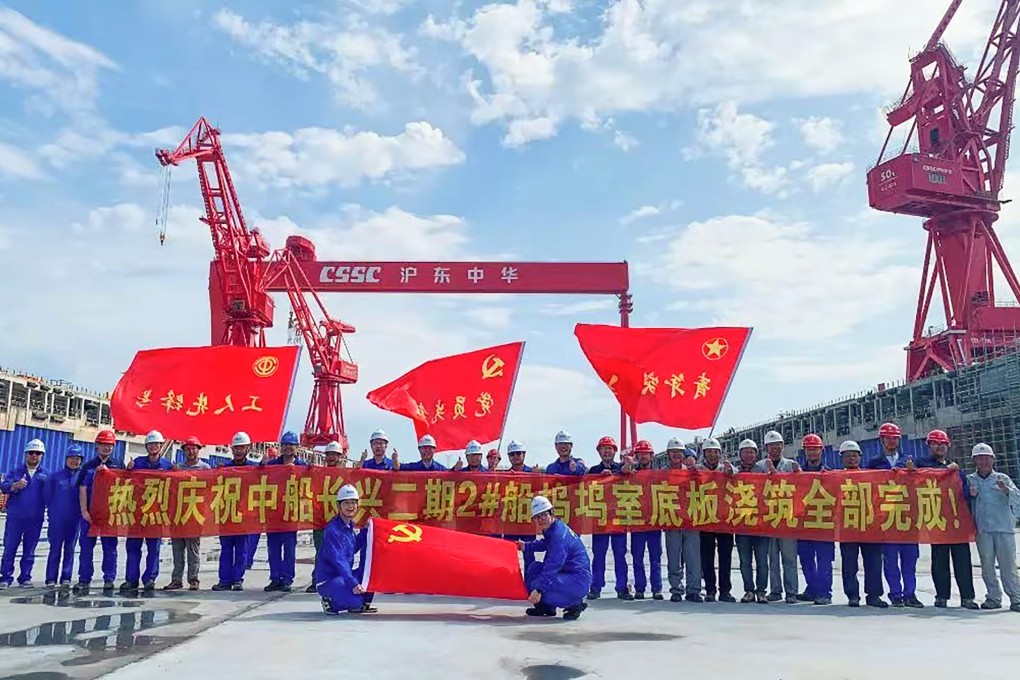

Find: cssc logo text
<box><xmin>318</xmin><ymin>265</ymin><xmax>382</xmax><ymax>284</ymax></box>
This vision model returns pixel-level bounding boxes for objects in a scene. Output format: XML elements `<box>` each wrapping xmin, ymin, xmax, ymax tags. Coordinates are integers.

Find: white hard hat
<box><xmin>145</xmin><ymin>430</ymin><xmax>165</xmax><ymax>445</ymax></box>
<box><xmin>530</xmin><ymin>495</ymin><xmax>554</xmax><ymax>518</ymax></box>
<box><xmin>554</xmin><ymin>431</ymin><xmax>573</xmax><ymax>445</ymax></box>
<box><xmin>418</xmin><ymin>434</ymin><xmax>437</xmax><ymax>448</ymax></box>
<box><xmin>702</xmin><ymin>437</ymin><xmax>721</xmax><ymax>450</ymax></box>
<box><xmin>972</xmin><ymin>443</ymin><xmax>995</xmax><ymax>457</ymax></box>
<box><xmin>370</xmin><ymin>429</ymin><xmax>389</xmax><ymax>443</ymax></box>
<box><xmin>738</xmin><ymin>438</ymin><xmax>758</xmax><ymax>451</ymax></box>
<box><xmin>465</xmin><ymin>440</ymin><xmax>483</xmax><ymax>455</ymax></box>
<box><xmin>666</xmin><ymin>437</ymin><xmax>685</xmax><ymax>451</ymax></box>
<box><xmin>507</xmin><ymin>440</ymin><xmax>526</xmax><ymax>454</ymax></box>
<box><xmin>324</xmin><ymin>441</ymin><xmax>343</xmax><ymax>454</ymax></box>
<box><xmin>337</xmin><ymin>484</ymin><xmax>360</xmax><ymax>502</ymax></box>
<box><xmin>763</xmin><ymin>431</ymin><xmax>784</xmax><ymax>445</ymax></box>
<box><xmin>24</xmin><ymin>439</ymin><xmax>45</xmax><ymax>454</ymax></box>
<box><xmin>231</xmin><ymin>432</ymin><xmax>252</xmax><ymax>447</ymax></box>
<box><xmin>839</xmin><ymin>440</ymin><xmax>862</xmax><ymax>453</ymax></box>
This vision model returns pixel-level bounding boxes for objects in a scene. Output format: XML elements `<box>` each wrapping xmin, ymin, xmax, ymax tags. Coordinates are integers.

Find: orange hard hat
<box><xmin>596</xmin><ymin>436</ymin><xmax>618</xmax><ymax>451</ymax></box>
<box><xmin>802</xmin><ymin>434</ymin><xmax>824</xmax><ymax>449</ymax></box>
<box><xmin>95</xmin><ymin>429</ymin><xmax>116</xmax><ymax>445</ymax></box>
<box><xmin>633</xmin><ymin>439</ymin><xmax>654</xmax><ymax>454</ymax></box>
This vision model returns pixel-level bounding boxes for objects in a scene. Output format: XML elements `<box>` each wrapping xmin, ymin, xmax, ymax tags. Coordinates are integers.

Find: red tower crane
<box><xmin>868</xmin><ymin>0</ymin><xmax>1020</xmax><ymax>381</ymax></box>
<box><xmin>155</xmin><ymin>117</ymin><xmax>358</xmax><ymax>449</ymax></box>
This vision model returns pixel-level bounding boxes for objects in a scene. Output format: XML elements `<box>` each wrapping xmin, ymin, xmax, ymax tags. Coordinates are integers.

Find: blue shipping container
<box><xmin>0</xmin><ymin>425</ymin><xmax>128</xmax><ymax>476</ymax></box>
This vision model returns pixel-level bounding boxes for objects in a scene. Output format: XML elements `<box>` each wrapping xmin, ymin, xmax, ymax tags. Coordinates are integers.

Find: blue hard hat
<box><xmin>280</xmin><ymin>431</ymin><xmax>300</xmax><ymax>446</ymax></box>
<box><xmin>66</xmin><ymin>444</ymin><xmax>84</xmax><ymax>458</ymax></box>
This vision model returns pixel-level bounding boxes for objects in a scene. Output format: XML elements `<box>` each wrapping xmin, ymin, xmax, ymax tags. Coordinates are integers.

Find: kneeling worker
<box><xmin>517</xmin><ymin>495</ymin><xmax>592</xmax><ymax>620</ymax></box>
<box><xmin>315</xmin><ymin>484</ymin><xmax>374</xmax><ymax>616</ymax></box>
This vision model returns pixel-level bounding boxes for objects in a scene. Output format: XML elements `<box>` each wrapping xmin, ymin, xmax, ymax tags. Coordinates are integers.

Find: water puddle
<box><xmin>516</xmin><ymin>630</ymin><xmax>681</xmax><ymax>645</ymax></box>
<box><xmin>521</xmin><ymin>664</ymin><xmax>587</xmax><ymax>680</ymax></box>
<box><xmin>11</xmin><ymin>593</ymin><xmax>144</xmax><ymax>609</ymax></box>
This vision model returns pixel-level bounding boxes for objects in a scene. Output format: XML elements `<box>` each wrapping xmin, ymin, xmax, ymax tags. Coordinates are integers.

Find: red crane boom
<box><xmin>867</xmin><ymin>0</ymin><xmax>1020</xmax><ymax>381</ymax></box>
<box><xmin>156</xmin><ymin>117</ymin><xmax>358</xmax><ymax>449</ymax></box>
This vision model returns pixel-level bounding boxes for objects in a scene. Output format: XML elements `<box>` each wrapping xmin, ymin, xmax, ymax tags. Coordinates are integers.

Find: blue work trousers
<box><xmin>267</xmin><ymin>531</ymin><xmax>298</xmax><ymax>585</ymax></box>
<box><xmin>590</xmin><ymin>533</ymin><xmax>628</xmax><ymax>593</ymax></box>
<box><xmin>841</xmin><ymin>542</ymin><xmax>884</xmax><ymax>600</ymax></box>
<box><xmin>46</xmin><ymin>519</ymin><xmax>79</xmax><ymax>584</ymax></box>
<box><xmin>125</xmin><ymin>537</ymin><xmax>162</xmax><ymax>584</ymax></box>
<box><xmin>317</xmin><ymin>564</ymin><xmax>366</xmax><ymax>611</ymax></box>
<box><xmin>525</xmin><ymin>560</ymin><xmax>588</xmax><ymax>610</ymax></box>
<box><xmin>77</xmin><ymin>519</ymin><xmax>118</xmax><ymax>584</ymax></box>
<box><xmin>883</xmin><ymin>543</ymin><xmax>919</xmax><ymax>599</ymax></box>
<box><xmin>246</xmin><ymin>533</ymin><xmax>261</xmax><ymax>569</ymax></box>
<box><xmin>797</xmin><ymin>540</ymin><xmax>834</xmax><ymax>599</ymax></box>
<box><xmin>1</xmin><ymin>517</ymin><xmax>43</xmax><ymax>585</ymax></box>
<box><xmin>631</xmin><ymin>530</ymin><xmax>663</xmax><ymax>594</ymax></box>
<box><xmin>736</xmin><ymin>534</ymin><xmax>769</xmax><ymax>595</ymax></box>
<box><xmin>219</xmin><ymin>534</ymin><xmax>253</xmax><ymax>585</ymax></box>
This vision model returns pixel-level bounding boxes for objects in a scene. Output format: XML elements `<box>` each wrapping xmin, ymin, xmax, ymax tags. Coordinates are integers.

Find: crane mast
<box><xmin>156</xmin><ymin>118</ymin><xmax>358</xmax><ymax>450</ymax></box>
<box><xmin>867</xmin><ymin>0</ymin><xmax>1020</xmax><ymax>381</ymax></box>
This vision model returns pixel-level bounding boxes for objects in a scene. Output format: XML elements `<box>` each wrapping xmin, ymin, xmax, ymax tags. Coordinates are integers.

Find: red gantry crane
<box><xmin>868</xmin><ymin>0</ymin><xmax>1020</xmax><ymax>381</ymax></box>
<box><xmin>156</xmin><ymin>118</ymin><xmax>358</xmax><ymax>449</ymax></box>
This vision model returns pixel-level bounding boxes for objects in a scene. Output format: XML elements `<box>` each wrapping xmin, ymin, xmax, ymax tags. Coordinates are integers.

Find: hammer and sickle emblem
<box><xmin>387</xmin><ymin>523</ymin><xmax>423</xmax><ymax>543</ymax></box>
<box><xmin>607</xmin><ymin>375</ymin><xmax>619</xmax><ymax>393</ymax></box>
<box><xmin>252</xmin><ymin>356</ymin><xmax>280</xmax><ymax>378</ymax></box>
<box><xmin>481</xmin><ymin>354</ymin><xmax>505</xmax><ymax>379</ymax></box>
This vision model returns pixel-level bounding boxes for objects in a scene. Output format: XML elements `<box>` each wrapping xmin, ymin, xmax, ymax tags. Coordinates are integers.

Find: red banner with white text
<box><xmin>88</xmin><ymin>467</ymin><xmax>974</xmax><ymax>544</ymax></box>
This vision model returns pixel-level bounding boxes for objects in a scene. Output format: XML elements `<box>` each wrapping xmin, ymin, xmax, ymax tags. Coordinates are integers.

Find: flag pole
<box><xmin>495</xmin><ymin>341</ymin><xmax>526</xmax><ymax>453</ymax></box>
<box><xmin>707</xmin><ymin>327</ymin><xmax>754</xmax><ymax>439</ymax></box>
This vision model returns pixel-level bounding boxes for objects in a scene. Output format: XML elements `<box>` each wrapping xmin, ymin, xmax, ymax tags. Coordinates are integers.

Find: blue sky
<box><xmin>0</xmin><ymin>0</ymin><xmax>1013</xmax><ymax>466</ymax></box>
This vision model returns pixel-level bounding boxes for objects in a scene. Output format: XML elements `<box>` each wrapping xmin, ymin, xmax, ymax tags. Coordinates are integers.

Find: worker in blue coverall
<box><xmin>796</xmin><ymin>434</ymin><xmax>835</xmax><ymax>605</ymax></box>
<box><xmin>122</xmin><ymin>430</ymin><xmax>174</xmax><ymax>593</ymax></box>
<box><xmin>399</xmin><ymin>434</ymin><xmax>449</xmax><ymax>472</ymax></box>
<box><xmin>0</xmin><ymin>438</ymin><xmax>49</xmax><ymax>588</ymax></box>
<box><xmin>837</xmin><ymin>440</ymin><xmax>888</xmax><ymax>608</ymax></box>
<box><xmin>45</xmin><ymin>444</ymin><xmax>83</xmax><ymax>589</ymax></box>
<box><xmin>544</xmin><ymin>431</ymin><xmax>586</xmax><ymax>476</ymax></box>
<box><xmin>453</xmin><ymin>440</ymin><xmax>487</xmax><ymax>472</ymax></box>
<box><xmin>358</xmin><ymin>429</ymin><xmax>396</xmax><ymax>470</ymax></box>
<box><xmin>502</xmin><ymin>440</ymin><xmax>539</xmax><ymax>563</ymax></box>
<box><xmin>264</xmin><ymin>431</ymin><xmax>307</xmax><ymax>593</ymax></box>
<box><xmin>518</xmin><ymin>495</ymin><xmax>592</xmax><ymax>620</ymax></box>
<box><xmin>212</xmin><ymin>431</ymin><xmax>256</xmax><ymax>592</ymax></box>
<box><xmin>246</xmin><ymin>444</ymin><xmax>276</xmax><ymax>570</ymax></box>
<box><xmin>74</xmin><ymin>428</ymin><xmax>124</xmax><ymax>594</ymax></box>
<box><xmin>316</xmin><ymin>484</ymin><xmax>374</xmax><ymax>615</ymax></box>
<box><xmin>586</xmin><ymin>435</ymin><xmax>633</xmax><ymax>601</ymax></box>
<box><xmin>306</xmin><ymin>440</ymin><xmax>345</xmax><ymax>593</ymax></box>
<box><xmin>865</xmin><ymin>421</ymin><xmax>924</xmax><ymax>608</ymax></box>
<box><xmin>629</xmin><ymin>439</ymin><xmax>664</xmax><ymax>600</ymax></box>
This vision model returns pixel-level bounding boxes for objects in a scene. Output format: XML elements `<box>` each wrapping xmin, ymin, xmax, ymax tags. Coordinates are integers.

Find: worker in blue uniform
<box><xmin>796</xmin><ymin>434</ymin><xmax>835</xmax><ymax>605</ymax></box>
<box><xmin>837</xmin><ymin>440</ymin><xmax>888</xmax><ymax>608</ymax></box>
<box><xmin>500</xmin><ymin>440</ymin><xmax>538</xmax><ymax>560</ymax></box>
<box><xmin>628</xmin><ymin>439</ymin><xmax>664</xmax><ymax>600</ymax></box>
<box><xmin>246</xmin><ymin>444</ymin><xmax>276</xmax><ymax>569</ymax></box>
<box><xmin>586</xmin><ymin>436</ymin><xmax>632</xmax><ymax>600</ymax></box>
<box><xmin>544</xmin><ymin>431</ymin><xmax>586</xmax><ymax>476</ymax></box>
<box><xmin>359</xmin><ymin>429</ymin><xmax>396</xmax><ymax>470</ymax></box>
<box><xmin>316</xmin><ymin>484</ymin><xmax>373</xmax><ymax>615</ymax></box>
<box><xmin>44</xmin><ymin>444</ymin><xmax>83</xmax><ymax>589</ymax></box>
<box><xmin>399</xmin><ymin>434</ymin><xmax>448</xmax><ymax>472</ymax></box>
<box><xmin>306</xmin><ymin>440</ymin><xmax>345</xmax><ymax>593</ymax></box>
<box><xmin>264</xmin><ymin>431</ymin><xmax>308</xmax><ymax>593</ymax></box>
<box><xmin>0</xmin><ymin>439</ymin><xmax>49</xmax><ymax>588</ymax></box>
<box><xmin>453</xmin><ymin>440</ymin><xmax>487</xmax><ymax>471</ymax></box>
<box><xmin>517</xmin><ymin>495</ymin><xmax>592</xmax><ymax>620</ymax></box>
<box><xmin>122</xmin><ymin>430</ymin><xmax>174</xmax><ymax>593</ymax></box>
<box><xmin>865</xmin><ymin>422</ymin><xmax>923</xmax><ymax>608</ymax></box>
<box><xmin>74</xmin><ymin>429</ymin><xmax>124</xmax><ymax>594</ymax></box>
<box><xmin>212</xmin><ymin>432</ymin><xmax>257</xmax><ymax>592</ymax></box>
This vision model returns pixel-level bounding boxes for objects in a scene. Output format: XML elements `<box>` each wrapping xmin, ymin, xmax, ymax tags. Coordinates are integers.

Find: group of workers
<box><xmin>1</xmin><ymin>422</ymin><xmax>1019</xmax><ymax>619</ymax></box>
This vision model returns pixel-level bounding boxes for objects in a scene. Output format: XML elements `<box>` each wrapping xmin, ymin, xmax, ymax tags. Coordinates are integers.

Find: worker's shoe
<box><xmin>784</xmin><ymin>595</ymin><xmax>798</xmax><ymax>604</ymax></box>
<box><xmin>188</xmin><ymin>581</ymin><xmax>200</xmax><ymax>591</ymax></box>
<box><xmin>633</xmin><ymin>591</ymin><xmax>645</xmax><ymax>600</ymax></box>
<box><xmin>0</xmin><ymin>583</ymin><xmax>9</xmax><ymax>590</ymax></box>
<box><xmin>525</xmin><ymin>602</ymin><xmax>557</xmax><ymax>617</ymax></box>
<box><xmin>704</xmin><ymin>593</ymin><xmax>716</xmax><ymax>602</ymax></box>
<box><xmin>961</xmin><ymin>599</ymin><xmax>979</xmax><ymax>610</ymax></box>
<box><xmin>17</xmin><ymin>581</ymin><xmax>32</xmax><ymax>589</ymax></box>
<box><xmin>740</xmin><ymin>592</ymin><xmax>756</xmax><ymax>604</ymax></box>
<box><xmin>685</xmin><ymin>593</ymin><xmax>704</xmax><ymax>603</ymax></box>
<box><xmin>981</xmin><ymin>599</ymin><xmax>1002</xmax><ymax>610</ymax></box>
<box><xmin>562</xmin><ymin>601</ymin><xmax>588</xmax><ymax>621</ymax></box>
<box><xmin>102</xmin><ymin>581</ymin><xmax>115</xmax><ymax>592</ymax></box>
<box><xmin>719</xmin><ymin>593</ymin><xmax>737</xmax><ymax>603</ymax></box>
<box><xmin>305</xmin><ymin>584</ymin><xmax>317</xmax><ymax>594</ymax></box>
<box><xmin>934</xmin><ymin>598</ymin><xmax>948</xmax><ymax>608</ymax></box>
<box><xmin>44</xmin><ymin>581</ymin><xmax>56</xmax><ymax>589</ymax></box>
<box><xmin>848</xmin><ymin>598</ymin><xmax>860</xmax><ymax>608</ymax></box>
<box><xmin>58</xmin><ymin>581</ymin><xmax>71</xmax><ymax>591</ymax></box>
<box><xmin>119</xmin><ymin>581</ymin><xmax>139</xmax><ymax>594</ymax></box>
<box><xmin>359</xmin><ymin>603</ymin><xmax>378</xmax><ymax>613</ymax></box>
<box><xmin>651</xmin><ymin>592</ymin><xmax>663</xmax><ymax>601</ymax></box>
<box><xmin>143</xmin><ymin>581</ymin><xmax>156</xmax><ymax>592</ymax></box>
<box><xmin>756</xmin><ymin>593</ymin><xmax>769</xmax><ymax>604</ymax></box>
<box><xmin>766</xmin><ymin>592</ymin><xmax>783</xmax><ymax>602</ymax></box>
<box><xmin>866</xmin><ymin>596</ymin><xmax>890</xmax><ymax>609</ymax></box>
<box><xmin>890</xmin><ymin>597</ymin><xmax>905</xmax><ymax>608</ymax></box>
<box><xmin>812</xmin><ymin>597</ymin><xmax>832</xmax><ymax>606</ymax></box>
<box><xmin>72</xmin><ymin>582</ymin><xmax>90</xmax><ymax>594</ymax></box>
<box><xmin>586</xmin><ymin>590</ymin><xmax>601</xmax><ymax>600</ymax></box>
<box><xmin>231</xmin><ymin>582</ymin><xmax>244</xmax><ymax>592</ymax></box>
<box><xmin>670</xmin><ymin>593</ymin><xmax>683</xmax><ymax>603</ymax></box>
<box><xmin>211</xmin><ymin>582</ymin><xmax>232</xmax><ymax>592</ymax></box>
<box><xmin>1009</xmin><ymin>602</ymin><xmax>1020</xmax><ymax>613</ymax></box>
<box><xmin>163</xmin><ymin>581</ymin><xmax>184</xmax><ymax>591</ymax></box>
<box><xmin>904</xmin><ymin>596</ymin><xmax>924</xmax><ymax>609</ymax></box>
<box><xmin>616</xmin><ymin>590</ymin><xmax>634</xmax><ymax>601</ymax></box>
<box><xmin>280</xmin><ymin>583</ymin><xmax>293</xmax><ymax>593</ymax></box>
<box><xmin>320</xmin><ymin>598</ymin><xmax>342</xmax><ymax>616</ymax></box>
<box><xmin>264</xmin><ymin>581</ymin><xmax>282</xmax><ymax>592</ymax></box>
<box><xmin>796</xmin><ymin>591</ymin><xmax>814</xmax><ymax>602</ymax></box>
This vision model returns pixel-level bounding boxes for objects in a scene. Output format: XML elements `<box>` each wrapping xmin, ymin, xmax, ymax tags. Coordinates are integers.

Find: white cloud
<box><xmin>503</xmin><ymin>117</ymin><xmax>558</xmax><ymax>147</ymax></box>
<box><xmin>619</xmin><ymin>205</ymin><xmax>660</xmax><ymax>225</ymax></box>
<box><xmin>344</xmin><ymin>0</ymin><xmax>413</xmax><ymax>14</ymax></box>
<box><xmin>756</xmin><ymin>346</ymin><xmax>904</xmax><ymax>383</ymax></box>
<box><xmin>213</xmin><ymin>9</ymin><xmax>418</xmax><ymax>109</ymax></box>
<box><xmin>686</xmin><ymin>101</ymin><xmax>788</xmax><ymax>195</ymax></box>
<box><xmin>221</xmin><ymin>122</ymin><xmax>465</xmax><ymax>189</ymax></box>
<box><xmin>0</xmin><ymin>140</ymin><xmax>45</xmax><ymax>179</ymax></box>
<box><xmin>805</xmin><ymin>162</ymin><xmax>855</xmax><ymax>192</ymax></box>
<box><xmin>644</xmin><ymin>213</ymin><xmax>918</xmax><ymax>341</ymax></box>
<box><xmin>613</xmin><ymin>130</ymin><xmax>638</xmax><ymax>151</ymax></box>
<box><xmin>540</xmin><ymin>299</ymin><xmax>617</xmax><ymax>316</ymax></box>
<box><xmin>798</xmin><ymin>116</ymin><xmax>844</xmax><ymax>153</ymax></box>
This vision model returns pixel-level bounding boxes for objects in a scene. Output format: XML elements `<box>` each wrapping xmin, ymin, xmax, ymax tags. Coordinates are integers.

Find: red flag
<box><xmin>366</xmin><ymin>342</ymin><xmax>524</xmax><ymax>449</ymax></box>
<box><xmin>362</xmin><ymin>517</ymin><xmax>528</xmax><ymax>600</ymax></box>
<box><xmin>110</xmin><ymin>345</ymin><xmax>300</xmax><ymax>444</ymax></box>
<box><xmin>574</xmin><ymin>324</ymin><xmax>751</xmax><ymax>429</ymax></box>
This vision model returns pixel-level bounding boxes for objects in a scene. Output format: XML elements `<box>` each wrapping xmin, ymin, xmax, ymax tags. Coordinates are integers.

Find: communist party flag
<box><xmin>110</xmin><ymin>345</ymin><xmax>300</xmax><ymax>444</ymax></box>
<box><xmin>362</xmin><ymin>517</ymin><xmax>528</xmax><ymax>600</ymax></box>
<box><xmin>574</xmin><ymin>324</ymin><xmax>751</xmax><ymax>429</ymax></box>
<box><xmin>365</xmin><ymin>342</ymin><xmax>524</xmax><ymax>449</ymax></box>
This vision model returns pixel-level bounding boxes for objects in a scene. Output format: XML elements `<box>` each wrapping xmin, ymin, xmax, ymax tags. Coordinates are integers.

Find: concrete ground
<box><xmin>0</xmin><ymin>522</ymin><xmax>1018</xmax><ymax>680</ymax></box>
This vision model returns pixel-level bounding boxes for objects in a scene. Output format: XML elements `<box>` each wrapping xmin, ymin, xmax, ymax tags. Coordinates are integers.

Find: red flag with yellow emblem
<box><xmin>574</xmin><ymin>324</ymin><xmax>751</xmax><ymax>429</ymax></box>
<box><xmin>365</xmin><ymin>342</ymin><xmax>524</xmax><ymax>450</ymax></box>
<box><xmin>362</xmin><ymin>517</ymin><xmax>529</xmax><ymax>600</ymax></box>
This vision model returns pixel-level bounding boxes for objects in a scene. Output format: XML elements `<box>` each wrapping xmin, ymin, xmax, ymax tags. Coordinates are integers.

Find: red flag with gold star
<box><xmin>365</xmin><ymin>342</ymin><xmax>525</xmax><ymax>450</ymax></box>
<box><xmin>574</xmin><ymin>324</ymin><xmax>752</xmax><ymax>429</ymax></box>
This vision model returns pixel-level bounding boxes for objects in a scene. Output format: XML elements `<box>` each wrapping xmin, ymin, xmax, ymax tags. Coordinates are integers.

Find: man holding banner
<box><xmin>211</xmin><ymin>432</ymin><xmax>257</xmax><ymax>592</ymax></box>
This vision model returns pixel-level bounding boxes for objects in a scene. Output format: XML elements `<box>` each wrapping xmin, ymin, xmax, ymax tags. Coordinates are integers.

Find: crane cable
<box><xmin>156</xmin><ymin>165</ymin><xmax>172</xmax><ymax>245</ymax></box>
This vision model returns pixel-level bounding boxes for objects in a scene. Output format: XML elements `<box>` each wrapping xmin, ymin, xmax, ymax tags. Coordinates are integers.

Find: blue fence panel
<box><xmin>0</xmin><ymin>425</ymin><xmax>128</xmax><ymax>476</ymax></box>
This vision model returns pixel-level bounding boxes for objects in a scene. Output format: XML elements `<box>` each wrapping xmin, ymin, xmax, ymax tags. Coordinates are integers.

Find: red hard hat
<box><xmin>487</xmin><ymin>448</ymin><xmax>499</xmax><ymax>456</ymax></box>
<box><xmin>633</xmin><ymin>439</ymin><xmax>654</xmax><ymax>454</ymax></box>
<box><xmin>879</xmin><ymin>422</ymin><xmax>902</xmax><ymax>438</ymax></box>
<box><xmin>926</xmin><ymin>429</ymin><xmax>950</xmax><ymax>445</ymax></box>
<box><xmin>596</xmin><ymin>436</ymin><xmax>618</xmax><ymax>451</ymax></box>
<box><xmin>95</xmin><ymin>429</ymin><xmax>116</xmax><ymax>445</ymax></box>
<box><xmin>184</xmin><ymin>436</ymin><xmax>203</xmax><ymax>448</ymax></box>
<box><xmin>802</xmin><ymin>434</ymin><xmax>823</xmax><ymax>449</ymax></box>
